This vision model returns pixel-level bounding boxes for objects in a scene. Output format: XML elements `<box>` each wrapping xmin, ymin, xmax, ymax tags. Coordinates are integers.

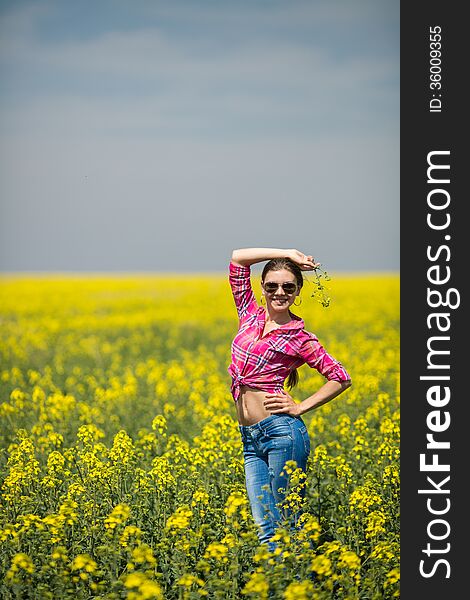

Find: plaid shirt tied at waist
<box><xmin>227</xmin><ymin>260</ymin><xmax>350</xmax><ymax>403</ymax></box>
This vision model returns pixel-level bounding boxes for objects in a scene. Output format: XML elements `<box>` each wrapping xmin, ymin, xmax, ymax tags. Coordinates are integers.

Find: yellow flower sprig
<box><xmin>305</xmin><ymin>266</ymin><xmax>332</xmax><ymax>307</ymax></box>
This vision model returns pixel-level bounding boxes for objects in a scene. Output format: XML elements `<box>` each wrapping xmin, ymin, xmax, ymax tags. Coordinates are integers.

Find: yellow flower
<box><xmin>383</xmin><ymin>465</ymin><xmax>400</xmax><ymax>487</ymax></box>
<box><xmin>51</xmin><ymin>546</ymin><xmax>68</xmax><ymax>561</ymax></box>
<box><xmin>352</xmin><ymin>435</ymin><xmax>369</xmax><ymax>458</ymax></box>
<box><xmin>130</xmin><ymin>543</ymin><xmax>157</xmax><ymax>567</ymax></box>
<box><xmin>280</xmin><ymin>459</ymin><xmax>299</xmax><ymax>476</ymax></box>
<box><xmin>320</xmin><ymin>540</ymin><xmax>342</xmax><ymax>556</ymax></box>
<box><xmin>283</xmin><ymin>580</ymin><xmax>316</xmax><ymax>600</ymax></box>
<box><xmin>71</xmin><ymin>553</ymin><xmax>97</xmax><ymax>574</ymax></box>
<box><xmin>353</xmin><ymin>416</ymin><xmax>369</xmax><ymax>433</ymax></box>
<box><xmin>370</xmin><ymin>541</ymin><xmax>399</xmax><ymax>562</ymax></box>
<box><xmin>241</xmin><ymin>572</ymin><xmax>270</xmax><ymax>599</ymax></box>
<box><xmin>120</xmin><ymin>525</ymin><xmax>143</xmax><ymax>548</ymax></box>
<box><xmin>385</xmin><ymin>568</ymin><xmax>400</xmax><ymax>586</ymax></box>
<box><xmin>338</xmin><ymin>549</ymin><xmax>361</xmax><ymax>570</ymax></box>
<box><xmin>10</xmin><ymin>388</ymin><xmax>26</xmax><ymax>404</ymax></box>
<box><xmin>109</xmin><ymin>430</ymin><xmax>135</xmax><ymax>465</ymax></box>
<box><xmin>337</xmin><ymin>549</ymin><xmax>361</xmax><ymax>585</ymax></box>
<box><xmin>17</xmin><ymin>513</ymin><xmax>44</xmax><ymax>532</ymax></box>
<box><xmin>334</xmin><ymin>456</ymin><xmax>353</xmax><ymax>485</ymax></box>
<box><xmin>376</xmin><ymin>439</ymin><xmax>400</xmax><ymax>462</ymax></box>
<box><xmin>150</xmin><ymin>456</ymin><xmax>176</xmax><ymax>487</ymax></box>
<box><xmin>151</xmin><ymin>414</ymin><xmax>167</xmax><ymax>436</ymax></box>
<box><xmin>191</xmin><ymin>488</ymin><xmax>210</xmax><ymax>505</ymax></box>
<box><xmin>42</xmin><ymin>513</ymin><xmax>65</xmax><ymax>544</ymax></box>
<box><xmin>165</xmin><ymin>506</ymin><xmax>193</xmax><ymax>533</ymax></box>
<box><xmin>312</xmin><ymin>444</ymin><xmax>328</xmax><ymax>467</ymax></box>
<box><xmin>203</xmin><ymin>542</ymin><xmax>229</xmax><ymax>562</ymax></box>
<box><xmin>6</xmin><ymin>553</ymin><xmax>35</xmax><ymax>581</ymax></box>
<box><xmin>177</xmin><ymin>573</ymin><xmax>206</xmax><ymax>587</ymax></box>
<box><xmin>224</xmin><ymin>490</ymin><xmax>249</xmax><ymax>519</ymax></box>
<box><xmin>310</xmin><ymin>554</ymin><xmax>332</xmax><ymax>577</ymax></box>
<box><xmin>104</xmin><ymin>503</ymin><xmax>131</xmax><ymax>530</ymax></box>
<box><xmin>123</xmin><ymin>572</ymin><xmax>163</xmax><ymax>600</ymax></box>
<box><xmin>76</xmin><ymin>424</ymin><xmax>105</xmax><ymax>446</ymax></box>
<box><xmin>253</xmin><ymin>545</ymin><xmax>272</xmax><ymax>562</ymax></box>
<box><xmin>0</xmin><ymin>523</ymin><xmax>19</xmax><ymax>542</ymax></box>
<box><xmin>59</xmin><ymin>498</ymin><xmax>79</xmax><ymax>525</ymax></box>
<box><xmin>46</xmin><ymin>450</ymin><xmax>66</xmax><ymax>473</ymax></box>
<box><xmin>365</xmin><ymin>510</ymin><xmax>387</xmax><ymax>539</ymax></box>
<box><xmin>2</xmin><ymin>432</ymin><xmax>40</xmax><ymax>502</ymax></box>
<box><xmin>349</xmin><ymin>485</ymin><xmax>382</xmax><ymax>516</ymax></box>
<box><xmin>296</xmin><ymin>513</ymin><xmax>321</xmax><ymax>543</ymax></box>
<box><xmin>336</xmin><ymin>414</ymin><xmax>351</xmax><ymax>436</ymax></box>
<box><xmin>380</xmin><ymin>417</ymin><xmax>399</xmax><ymax>436</ymax></box>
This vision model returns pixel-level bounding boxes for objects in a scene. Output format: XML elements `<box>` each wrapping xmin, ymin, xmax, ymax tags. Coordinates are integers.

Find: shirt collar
<box><xmin>256</xmin><ymin>306</ymin><xmax>305</xmax><ymax>331</ymax></box>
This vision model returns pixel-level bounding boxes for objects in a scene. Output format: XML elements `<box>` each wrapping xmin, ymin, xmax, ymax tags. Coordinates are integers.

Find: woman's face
<box><xmin>262</xmin><ymin>268</ymin><xmax>300</xmax><ymax>313</ymax></box>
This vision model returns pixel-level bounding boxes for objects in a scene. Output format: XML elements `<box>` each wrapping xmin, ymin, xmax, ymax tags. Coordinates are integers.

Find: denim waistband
<box><xmin>238</xmin><ymin>413</ymin><xmax>304</xmax><ymax>440</ymax></box>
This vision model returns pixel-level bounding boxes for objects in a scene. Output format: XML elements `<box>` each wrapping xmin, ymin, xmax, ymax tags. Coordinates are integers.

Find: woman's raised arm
<box><xmin>231</xmin><ymin>248</ymin><xmax>319</xmax><ymax>270</ymax></box>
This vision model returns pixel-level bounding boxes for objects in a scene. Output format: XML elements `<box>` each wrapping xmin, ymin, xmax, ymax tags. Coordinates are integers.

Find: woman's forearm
<box><xmin>231</xmin><ymin>248</ymin><xmax>292</xmax><ymax>267</ymax></box>
<box><xmin>297</xmin><ymin>379</ymin><xmax>352</xmax><ymax>416</ymax></box>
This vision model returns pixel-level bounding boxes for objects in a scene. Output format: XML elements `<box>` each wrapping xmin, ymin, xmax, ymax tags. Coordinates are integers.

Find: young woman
<box><xmin>228</xmin><ymin>248</ymin><xmax>351</xmax><ymax>552</ymax></box>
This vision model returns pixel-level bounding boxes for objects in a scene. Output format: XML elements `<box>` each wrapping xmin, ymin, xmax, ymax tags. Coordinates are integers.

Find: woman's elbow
<box><xmin>231</xmin><ymin>250</ymin><xmax>247</xmax><ymax>267</ymax></box>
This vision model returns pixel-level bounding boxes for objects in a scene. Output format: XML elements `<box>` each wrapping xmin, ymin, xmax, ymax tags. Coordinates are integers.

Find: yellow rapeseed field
<box><xmin>0</xmin><ymin>272</ymin><xmax>399</xmax><ymax>599</ymax></box>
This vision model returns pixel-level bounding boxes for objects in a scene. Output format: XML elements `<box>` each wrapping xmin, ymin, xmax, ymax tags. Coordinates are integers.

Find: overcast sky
<box><xmin>0</xmin><ymin>0</ymin><xmax>399</xmax><ymax>274</ymax></box>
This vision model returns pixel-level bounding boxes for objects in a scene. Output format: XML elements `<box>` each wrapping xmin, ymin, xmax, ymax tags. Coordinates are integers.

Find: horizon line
<box><xmin>1</xmin><ymin>269</ymin><xmax>400</xmax><ymax>278</ymax></box>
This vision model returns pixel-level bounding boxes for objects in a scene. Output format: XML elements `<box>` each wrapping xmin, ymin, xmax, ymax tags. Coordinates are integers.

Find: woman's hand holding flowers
<box><xmin>287</xmin><ymin>249</ymin><xmax>320</xmax><ymax>271</ymax></box>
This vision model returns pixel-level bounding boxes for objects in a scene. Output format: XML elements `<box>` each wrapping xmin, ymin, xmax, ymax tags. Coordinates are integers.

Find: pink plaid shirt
<box><xmin>227</xmin><ymin>261</ymin><xmax>350</xmax><ymax>403</ymax></box>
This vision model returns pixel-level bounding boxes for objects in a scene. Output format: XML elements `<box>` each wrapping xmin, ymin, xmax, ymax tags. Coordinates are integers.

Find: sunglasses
<box><xmin>263</xmin><ymin>281</ymin><xmax>298</xmax><ymax>295</ymax></box>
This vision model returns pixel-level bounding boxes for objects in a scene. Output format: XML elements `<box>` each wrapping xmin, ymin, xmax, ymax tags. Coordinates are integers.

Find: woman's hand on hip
<box><xmin>263</xmin><ymin>390</ymin><xmax>301</xmax><ymax>416</ymax></box>
<box><xmin>287</xmin><ymin>249</ymin><xmax>320</xmax><ymax>271</ymax></box>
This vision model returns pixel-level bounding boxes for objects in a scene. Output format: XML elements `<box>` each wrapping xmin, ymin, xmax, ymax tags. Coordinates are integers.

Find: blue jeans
<box><xmin>239</xmin><ymin>414</ymin><xmax>311</xmax><ymax>552</ymax></box>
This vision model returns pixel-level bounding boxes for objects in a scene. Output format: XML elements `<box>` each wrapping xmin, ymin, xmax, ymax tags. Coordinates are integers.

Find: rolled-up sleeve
<box><xmin>229</xmin><ymin>261</ymin><xmax>258</xmax><ymax>320</ymax></box>
<box><xmin>298</xmin><ymin>332</ymin><xmax>351</xmax><ymax>382</ymax></box>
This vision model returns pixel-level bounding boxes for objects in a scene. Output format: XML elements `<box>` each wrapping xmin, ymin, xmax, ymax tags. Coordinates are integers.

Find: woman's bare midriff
<box><xmin>236</xmin><ymin>384</ymin><xmax>278</xmax><ymax>426</ymax></box>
